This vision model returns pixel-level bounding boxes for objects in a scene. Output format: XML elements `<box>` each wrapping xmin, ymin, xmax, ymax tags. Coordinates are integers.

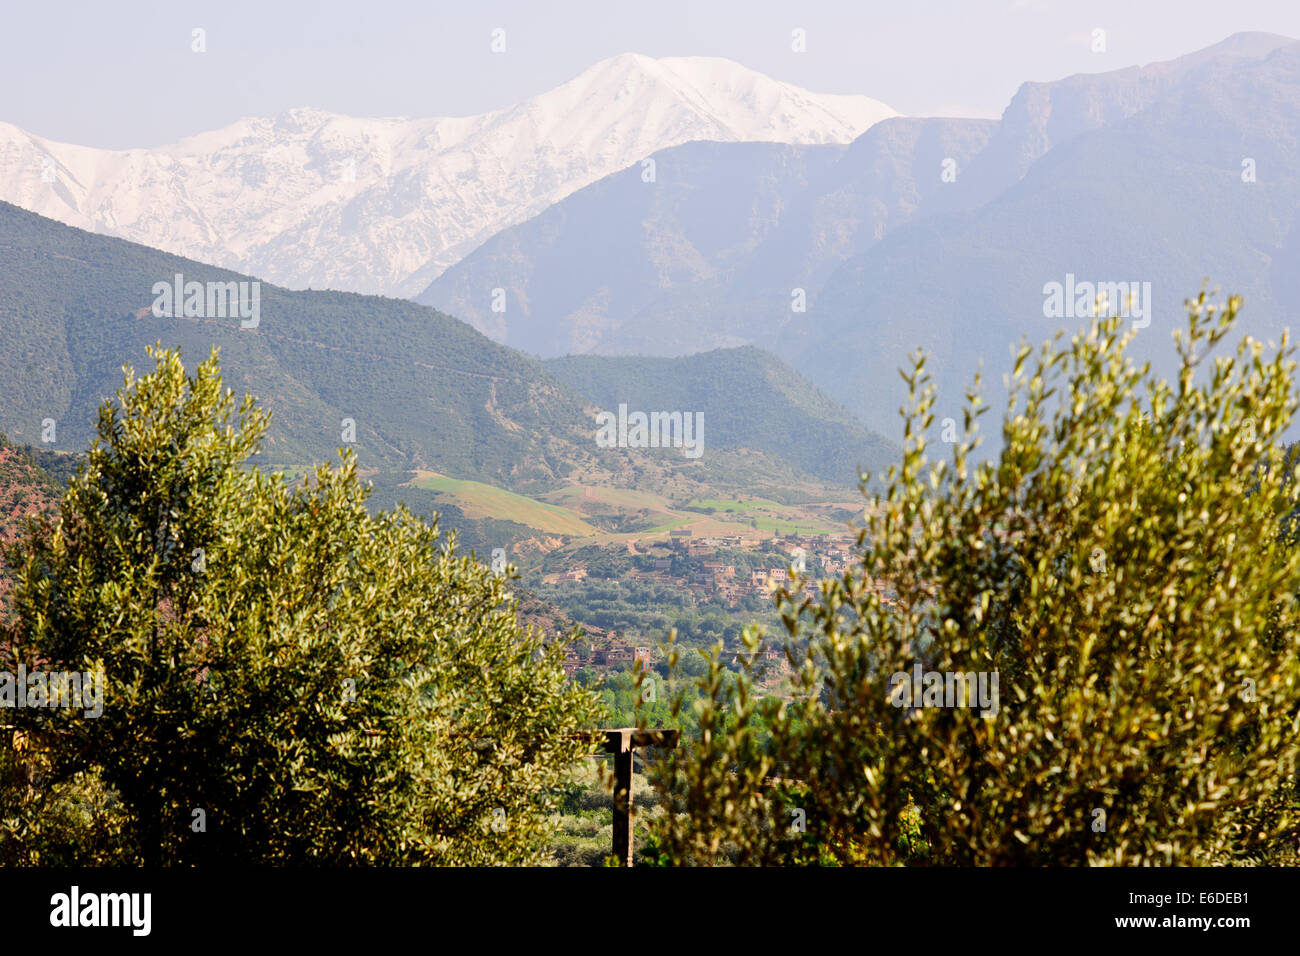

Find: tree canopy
<box><xmin>649</xmin><ymin>291</ymin><xmax>1300</xmax><ymax>865</ymax></box>
<box><xmin>1</xmin><ymin>344</ymin><xmax>601</xmax><ymax>865</ymax></box>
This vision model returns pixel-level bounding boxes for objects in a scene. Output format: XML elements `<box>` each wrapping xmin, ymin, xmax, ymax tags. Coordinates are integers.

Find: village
<box><xmin>525</xmin><ymin>528</ymin><xmax>895</xmax><ymax>678</ymax></box>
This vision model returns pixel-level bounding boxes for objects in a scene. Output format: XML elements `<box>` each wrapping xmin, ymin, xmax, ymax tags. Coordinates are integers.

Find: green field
<box><xmin>542</xmin><ymin>484</ymin><xmax>676</xmax><ymax>514</ymax></box>
<box><xmin>391</xmin><ymin>472</ymin><xmax>860</xmax><ymax>549</ymax></box>
<box><xmin>680</xmin><ymin>497</ymin><xmax>847</xmax><ymax>534</ymax></box>
<box><xmin>407</xmin><ymin>472</ymin><xmax>599</xmax><ymax>536</ymax></box>
<box><xmin>683</xmin><ymin>497</ymin><xmax>778</xmax><ymax>512</ymax></box>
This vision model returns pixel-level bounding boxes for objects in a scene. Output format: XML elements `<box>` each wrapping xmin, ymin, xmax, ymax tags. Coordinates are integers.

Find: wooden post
<box><xmin>600</xmin><ymin>728</ymin><xmax>679</xmax><ymax>867</ymax></box>
<box><xmin>450</xmin><ymin>727</ymin><xmax>678</xmax><ymax>865</ymax></box>
<box><xmin>606</xmin><ymin>729</ymin><xmax>634</xmax><ymax>866</ymax></box>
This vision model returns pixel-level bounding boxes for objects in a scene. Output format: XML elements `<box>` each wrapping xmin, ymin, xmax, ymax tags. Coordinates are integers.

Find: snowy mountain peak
<box><xmin>0</xmin><ymin>55</ymin><xmax>898</xmax><ymax>297</ymax></box>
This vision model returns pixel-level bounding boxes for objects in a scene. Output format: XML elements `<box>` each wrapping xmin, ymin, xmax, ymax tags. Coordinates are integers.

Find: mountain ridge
<box><xmin>0</xmin><ymin>54</ymin><xmax>897</xmax><ymax>299</ymax></box>
<box><xmin>416</xmin><ymin>32</ymin><xmax>1300</xmax><ymax>443</ymax></box>
<box><xmin>0</xmin><ymin>199</ymin><xmax>898</xmax><ymax>498</ymax></box>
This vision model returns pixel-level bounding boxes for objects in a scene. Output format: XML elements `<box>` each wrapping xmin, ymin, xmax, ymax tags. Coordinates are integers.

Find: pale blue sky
<box><xmin>4</xmin><ymin>0</ymin><xmax>1300</xmax><ymax>148</ymax></box>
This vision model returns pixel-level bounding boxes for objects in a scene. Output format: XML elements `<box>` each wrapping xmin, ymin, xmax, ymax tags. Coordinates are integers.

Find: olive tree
<box><xmin>650</xmin><ymin>291</ymin><xmax>1300</xmax><ymax>865</ymax></box>
<box><xmin>4</xmin><ymin>344</ymin><xmax>601</xmax><ymax>865</ymax></box>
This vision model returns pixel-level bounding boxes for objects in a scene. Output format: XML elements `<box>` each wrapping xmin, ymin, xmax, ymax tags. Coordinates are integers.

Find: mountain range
<box><xmin>0</xmin><ymin>54</ymin><xmax>895</xmax><ymax>299</ymax></box>
<box><xmin>0</xmin><ymin>199</ymin><xmax>896</xmax><ymax>498</ymax></box>
<box><xmin>416</xmin><ymin>119</ymin><xmax>996</xmax><ymax>355</ymax></box>
<box><xmin>5</xmin><ymin>34</ymin><xmax>1298</xmax><ymax>462</ymax></box>
<box><xmin>416</xmin><ymin>32</ymin><xmax>1300</xmax><ymax>439</ymax></box>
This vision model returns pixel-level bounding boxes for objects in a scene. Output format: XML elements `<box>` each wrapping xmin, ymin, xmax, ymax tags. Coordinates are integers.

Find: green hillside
<box><xmin>0</xmin><ymin>200</ymin><xmax>898</xmax><ymax>535</ymax></box>
<box><xmin>406</xmin><ymin>471</ymin><xmax>599</xmax><ymax>536</ymax></box>
<box><xmin>0</xmin><ymin>200</ymin><xmax>626</xmax><ymax>490</ymax></box>
<box><xmin>543</xmin><ymin>347</ymin><xmax>896</xmax><ymax>486</ymax></box>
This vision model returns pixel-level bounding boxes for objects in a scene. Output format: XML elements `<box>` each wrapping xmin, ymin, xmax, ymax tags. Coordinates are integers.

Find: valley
<box><xmin>4</xmin><ymin>10</ymin><xmax>1297</xmax><ymax>879</ymax></box>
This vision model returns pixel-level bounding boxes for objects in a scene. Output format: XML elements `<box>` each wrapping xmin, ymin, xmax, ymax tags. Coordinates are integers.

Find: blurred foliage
<box><xmin>0</xmin><ymin>728</ymin><xmax>131</xmax><ymax>865</ymax></box>
<box><xmin>649</xmin><ymin>290</ymin><xmax>1300</xmax><ymax>865</ymax></box>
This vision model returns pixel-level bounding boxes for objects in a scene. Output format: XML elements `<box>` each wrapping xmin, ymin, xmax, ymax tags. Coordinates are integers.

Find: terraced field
<box><xmin>410</xmin><ymin>473</ymin><xmax>858</xmax><ymax>545</ymax></box>
<box><xmin>405</xmin><ymin>471</ymin><xmax>600</xmax><ymax>536</ymax></box>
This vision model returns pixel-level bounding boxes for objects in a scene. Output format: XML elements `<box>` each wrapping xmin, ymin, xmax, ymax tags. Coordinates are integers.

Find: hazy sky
<box><xmin>4</xmin><ymin>0</ymin><xmax>1300</xmax><ymax>148</ymax></box>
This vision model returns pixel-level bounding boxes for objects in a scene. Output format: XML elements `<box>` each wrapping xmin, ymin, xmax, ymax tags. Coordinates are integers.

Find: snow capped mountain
<box><xmin>0</xmin><ymin>54</ymin><xmax>897</xmax><ymax>297</ymax></box>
